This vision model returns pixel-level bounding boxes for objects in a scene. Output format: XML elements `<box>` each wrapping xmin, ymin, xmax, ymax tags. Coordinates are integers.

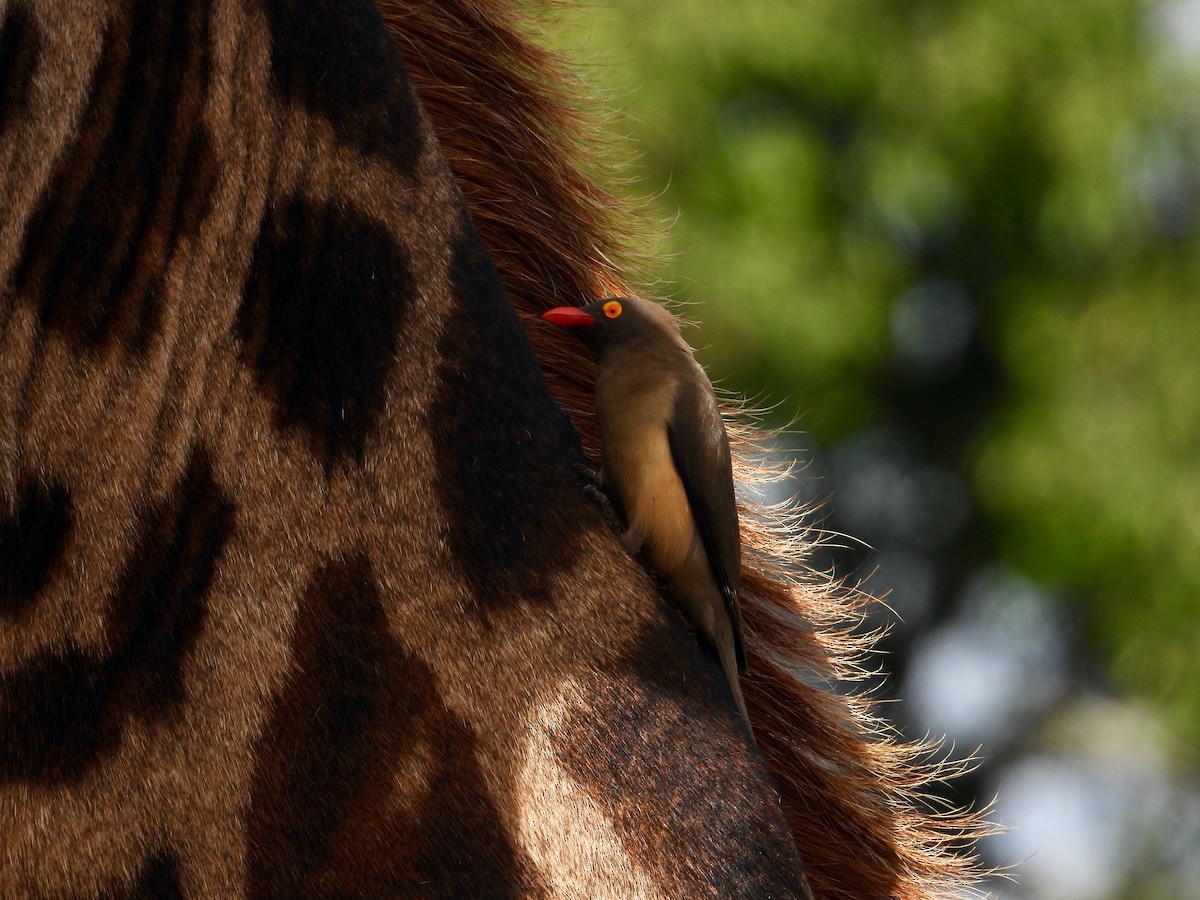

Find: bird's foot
<box><xmin>574</xmin><ymin>463</ymin><xmax>603</xmax><ymax>493</ymax></box>
<box><xmin>575</xmin><ymin>464</ymin><xmax>624</xmax><ymax>533</ymax></box>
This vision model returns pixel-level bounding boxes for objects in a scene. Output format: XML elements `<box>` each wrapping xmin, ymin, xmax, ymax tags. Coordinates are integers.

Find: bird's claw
<box><xmin>575</xmin><ymin>464</ymin><xmax>623</xmax><ymax>533</ymax></box>
<box><xmin>574</xmin><ymin>463</ymin><xmax>602</xmax><ymax>491</ymax></box>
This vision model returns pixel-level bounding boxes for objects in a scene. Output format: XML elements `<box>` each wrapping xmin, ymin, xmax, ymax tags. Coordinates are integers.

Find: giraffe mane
<box><xmin>377</xmin><ymin>1</ymin><xmax>994</xmax><ymax>897</ymax></box>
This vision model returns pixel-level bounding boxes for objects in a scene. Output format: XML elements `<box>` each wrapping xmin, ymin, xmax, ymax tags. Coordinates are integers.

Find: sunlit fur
<box><xmin>381</xmin><ymin>1</ymin><xmax>993</xmax><ymax>896</ymax></box>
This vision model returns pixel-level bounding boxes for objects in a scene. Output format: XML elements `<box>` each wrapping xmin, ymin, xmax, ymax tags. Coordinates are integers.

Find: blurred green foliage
<box><xmin>548</xmin><ymin>0</ymin><xmax>1200</xmax><ymax>754</ymax></box>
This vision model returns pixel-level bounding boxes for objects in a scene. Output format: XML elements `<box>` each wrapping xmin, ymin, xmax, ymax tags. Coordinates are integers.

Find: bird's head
<box><xmin>541</xmin><ymin>297</ymin><xmax>682</xmax><ymax>356</ymax></box>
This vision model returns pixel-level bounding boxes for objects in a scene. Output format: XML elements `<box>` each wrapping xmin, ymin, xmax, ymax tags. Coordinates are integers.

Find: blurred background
<box><xmin>547</xmin><ymin>1</ymin><xmax>1200</xmax><ymax>896</ymax></box>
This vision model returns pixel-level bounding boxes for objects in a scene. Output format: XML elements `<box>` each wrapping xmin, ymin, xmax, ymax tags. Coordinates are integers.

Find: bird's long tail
<box><xmin>716</xmin><ymin>616</ymin><xmax>752</xmax><ymax>737</ymax></box>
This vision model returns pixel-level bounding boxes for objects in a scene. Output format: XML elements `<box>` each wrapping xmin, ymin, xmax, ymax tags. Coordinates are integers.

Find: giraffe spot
<box><xmin>551</xmin><ymin>624</ymin><xmax>809</xmax><ymax>897</ymax></box>
<box><xmin>0</xmin><ymin>450</ymin><xmax>232</xmax><ymax>784</ymax></box>
<box><xmin>0</xmin><ymin>477</ymin><xmax>72</xmax><ymax>617</ymax></box>
<box><xmin>261</xmin><ymin>0</ymin><xmax>424</xmax><ymax>172</ymax></box>
<box><xmin>12</xmin><ymin>0</ymin><xmax>217</xmax><ymax>356</ymax></box>
<box><xmin>247</xmin><ymin>555</ymin><xmax>543</xmax><ymax>898</ymax></box>
<box><xmin>0</xmin><ymin>3</ymin><xmax>41</xmax><ymax>136</ymax></box>
<box><xmin>105</xmin><ymin>850</ymin><xmax>185</xmax><ymax>899</ymax></box>
<box><xmin>237</xmin><ymin>195</ymin><xmax>411</xmax><ymax>467</ymax></box>
<box><xmin>428</xmin><ymin>219</ymin><xmax>587</xmax><ymax>611</ymax></box>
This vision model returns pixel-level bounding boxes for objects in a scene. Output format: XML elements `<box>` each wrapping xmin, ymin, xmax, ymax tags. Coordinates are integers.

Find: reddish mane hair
<box><xmin>378</xmin><ymin>1</ymin><xmax>991</xmax><ymax>896</ymax></box>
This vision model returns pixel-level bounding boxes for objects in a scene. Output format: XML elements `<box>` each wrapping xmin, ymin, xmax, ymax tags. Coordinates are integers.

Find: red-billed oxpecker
<box><xmin>541</xmin><ymin>297</ymin><xmax>749</xmax><ymax>728</ymax></box>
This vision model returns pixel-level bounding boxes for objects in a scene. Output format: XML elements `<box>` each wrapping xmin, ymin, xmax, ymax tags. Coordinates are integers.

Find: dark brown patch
<box><xmin>553</xmin><ymin>622</ymin><xmax>809</xmax><ymax>897</ymax></box>
<box><xmin>0</xmin><ymin>3</ymin><xmax>40</xmax><ymax>135</ymax></box>
<box><xmin>237</xmin><ymin>195</ymin><xmax>412</xmax><ymax>467</ymax></box>
<box><xmin>428</xmin><ymin>221</ymin><xmax>587</xmax><ymax>611</ymax></box>
<box><xmin>12</xmin><ymin>0</ymin><xmax>216</xmax><ymax>355</ymax></box>
<box><xmin>247</xmin><ymin>555</ymin><xmax>543</xmax><ymax>898</ymax></box>
<box><xmin>101</xmin><ymin>850</ymin><xmax>185</xmax><ymax>899</ymax></box>
<box><xmin>0</xmin><ymin>450</ymin><xmax>232</xmax><ymax>783</ymax></box>
<box><xmin>261</xmin><ymin>0</ymin><xmax>424</xmax><ymax>171</ymax></box>
<box><xmin>0</xmin><ymin>477</ymin><xmax>71</xmax><ymax>617</ymax></box>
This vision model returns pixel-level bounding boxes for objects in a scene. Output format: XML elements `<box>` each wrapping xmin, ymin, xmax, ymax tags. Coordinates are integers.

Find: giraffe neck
<box><xmin>0</xmin><ymin>1</ymin><xmax>986</xmax><ymax>897</ymax></box>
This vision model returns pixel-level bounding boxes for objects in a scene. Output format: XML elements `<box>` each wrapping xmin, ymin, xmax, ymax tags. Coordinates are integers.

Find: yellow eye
<box><xmin>602</xmin><ymin>300</ymin><xmax>622</xmax><ymax>319</ymax></box>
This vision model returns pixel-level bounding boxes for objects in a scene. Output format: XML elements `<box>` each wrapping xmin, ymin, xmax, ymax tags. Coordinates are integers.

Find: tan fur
<box><xmin>518</xmin><ymin>680</ymin><xmax>671</xmax><ymax>900</ymax></box>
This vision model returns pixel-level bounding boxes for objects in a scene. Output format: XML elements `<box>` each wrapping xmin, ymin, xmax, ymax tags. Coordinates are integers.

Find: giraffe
<box><xmin>0</xmin><ymin>0</ymin><xmax>987</xmax><ymax>896</ymax></box>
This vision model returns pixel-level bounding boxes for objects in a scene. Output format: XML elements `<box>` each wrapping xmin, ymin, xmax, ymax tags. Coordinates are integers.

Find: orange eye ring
<box><xmin>602</xmin><ymin>300</ymin><xmax>622</xmax><ymax>319</ymax></box>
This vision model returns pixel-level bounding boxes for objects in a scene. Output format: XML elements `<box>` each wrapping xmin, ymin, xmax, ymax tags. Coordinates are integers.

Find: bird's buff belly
<box><xmin>606</xmin><ymin>430</ymin><xmax>694</xmax><ymax>576</ymax></box>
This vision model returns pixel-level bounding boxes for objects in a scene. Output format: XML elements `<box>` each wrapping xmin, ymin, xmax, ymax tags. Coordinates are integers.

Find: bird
<box><xmin>541</xmin><ymin>296</ymin><xmax>749</xmax><ymax>728</ymax></box>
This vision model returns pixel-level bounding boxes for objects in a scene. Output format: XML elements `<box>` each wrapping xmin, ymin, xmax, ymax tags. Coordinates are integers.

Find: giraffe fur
<box><xmin>0</xmin><ymin>0</ymin><xmax>989</xmax><ymax>896</ymax></box>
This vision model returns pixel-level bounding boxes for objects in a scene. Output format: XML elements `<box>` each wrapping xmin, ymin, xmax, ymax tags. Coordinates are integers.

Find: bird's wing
<box><xmin>667</xmin><ymin>374</ymin><xmax>745</xmax><ymax>672</ymax></box>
